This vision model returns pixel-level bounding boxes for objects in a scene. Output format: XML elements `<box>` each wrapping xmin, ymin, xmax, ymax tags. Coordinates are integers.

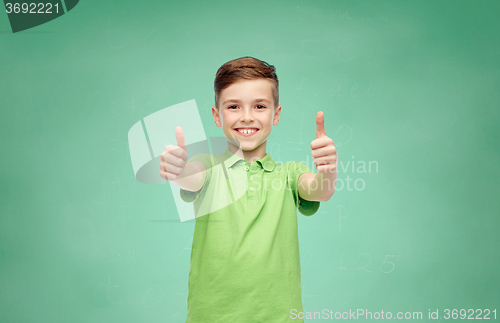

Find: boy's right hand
<box><xmin>159</xmin><ymin>126</ymin><xmax>188</xmax><ymax>181</ymax></box>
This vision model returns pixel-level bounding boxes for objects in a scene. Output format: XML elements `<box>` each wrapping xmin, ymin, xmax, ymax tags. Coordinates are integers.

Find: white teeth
<box><xmin>238</xmin><ymin>129</ymin><xmax>256</xmax><ymax>134</ymax></box>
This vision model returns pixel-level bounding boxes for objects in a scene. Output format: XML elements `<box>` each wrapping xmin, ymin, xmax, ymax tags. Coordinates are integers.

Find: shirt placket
<box><xmin>245</xmin><ymin>161</ymin><xmax>259</xmax><ymax>205</ymax></box>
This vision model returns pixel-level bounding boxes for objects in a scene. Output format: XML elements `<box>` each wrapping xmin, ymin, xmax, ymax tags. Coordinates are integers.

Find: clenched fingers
<box><xmin>313</xmin><ymin>155</ymin><xmax>337</xmax><ymax>166</ymax></box>
<box><xmin>162</xmin><ymin>151</ymin><xmax>186</xmax><ymax>168</ymax></box>
<box><xmin>311</xmin><ymin>136</ymin><xmax>334</xmax><ymax>150</ymax></box>
<box><xmin>315</xmin><ymin>164</ymin><xmax>337</xmax><ymax>173</ymax></box>
<box><xmin>311</xmin><ymin>145</ymin><xmax>336</xmax><ymax>158</ymax></box>
<box><xmin>164</xmin><ymin>145</ymin><xmax>188</xmax><ymax>161</ymax></box>
<box><xmin>160</xmin><ymin>169</ymin><xmax>180</xmax><ymax>181</ymax></box>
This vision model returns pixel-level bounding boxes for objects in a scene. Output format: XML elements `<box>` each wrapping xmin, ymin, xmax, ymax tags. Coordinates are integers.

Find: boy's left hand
<box><xmin>311</xmin><ymin>111</ymin><xmax>338</xmax><ymax>173</ymax></box>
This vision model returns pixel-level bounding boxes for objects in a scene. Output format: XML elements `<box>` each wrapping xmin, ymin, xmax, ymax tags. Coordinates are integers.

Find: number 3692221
<box><xmin>5</xmin><ymin>3</ymin><xmax>60</xmax><ymax>14</ymax></box>
<box><xmin>443</xmin><ymin>309</ymin><xmax>496</xmax><ymax>320</ymax></box>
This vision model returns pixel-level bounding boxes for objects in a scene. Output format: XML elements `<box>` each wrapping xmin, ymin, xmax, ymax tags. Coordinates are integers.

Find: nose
<box><xmin>240</xmin><ymin>107</ymin><xmax>254</xmax><ymax>123</ymax></box>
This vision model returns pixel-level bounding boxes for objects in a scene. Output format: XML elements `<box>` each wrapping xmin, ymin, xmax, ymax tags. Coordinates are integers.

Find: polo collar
<box><xmin>219</xmin><ymin>149</ymin><xmax>276</xmax><ymax>172</ymax></box>
<box><xmin>257</xmin><ymin>153</ymin><xmax>276</xmax><ymax>172</ymax></box>
<box><xmin>219</xmin><ymin>149</ymin><xmax>244</xmax><ymax>168</ymax></box>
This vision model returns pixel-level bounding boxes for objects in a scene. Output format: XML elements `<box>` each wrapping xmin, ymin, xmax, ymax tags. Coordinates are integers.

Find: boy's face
<box><xmin>212</xmin><ymin>79</ymin><xmax>281</xmax><ymax>153</ymax></box>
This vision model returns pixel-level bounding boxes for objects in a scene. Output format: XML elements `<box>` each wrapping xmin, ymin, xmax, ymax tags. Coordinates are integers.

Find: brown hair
<box><xmin>214</xmin><ymin>56</ymin><xmax>279</xmax><ymax>109</ymax></box>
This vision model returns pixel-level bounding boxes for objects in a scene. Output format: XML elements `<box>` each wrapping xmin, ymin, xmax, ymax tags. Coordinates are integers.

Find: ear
<box><xmin>273</xmin><ymin>105</ymin><xmax>281</xmax><ymax>126</ymax></box>
<box><xmin>212</xmin><ymin>106</ymin><xmax>222</xmax><ymax>127</ymax></box>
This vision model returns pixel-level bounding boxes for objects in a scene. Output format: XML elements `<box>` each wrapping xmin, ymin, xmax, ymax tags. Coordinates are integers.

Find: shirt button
<box><xmin>249</xmin><ymin>187</ymin><xmax>254</xmax><ymax>192</ymax></box>
<box><xmin>245</xmin><ymin>166</ymin><xmax>249</xmax><ymax>171</ymax></box>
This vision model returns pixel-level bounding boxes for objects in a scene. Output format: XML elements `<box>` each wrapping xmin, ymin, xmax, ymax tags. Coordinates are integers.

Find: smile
<box><xmin>234</xmin><ymin>128</ymin><xmax>259</xmax><ymax>137</ymax></box>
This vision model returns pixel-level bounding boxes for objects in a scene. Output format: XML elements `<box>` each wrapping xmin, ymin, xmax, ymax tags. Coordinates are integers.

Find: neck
<box><xmin>227</xmin><ymin>140</ymin><xmax>267</xmax><ymax>163</ymax></box>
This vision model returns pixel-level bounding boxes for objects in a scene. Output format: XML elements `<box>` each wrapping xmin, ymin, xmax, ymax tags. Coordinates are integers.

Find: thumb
<box><xmin>175</xmin><ymin>126</ymin><xmax>187</xmax><ymax>152</ymax></box>
<box><xmin>316</xmin><ymin>111</ymin><xmax>326</xmax><ymax>138</ymax></box>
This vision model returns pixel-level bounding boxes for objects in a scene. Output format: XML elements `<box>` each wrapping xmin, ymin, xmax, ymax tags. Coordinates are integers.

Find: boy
<box><xmin>159</xmin><ymin>57</ymin><xmax>338</xmax><ymax>322</ymax></box>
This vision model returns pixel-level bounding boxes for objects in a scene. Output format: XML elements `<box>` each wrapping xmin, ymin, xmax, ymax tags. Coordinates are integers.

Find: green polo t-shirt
<box><xmin>180</xmin><ymin>149</ymin><xmax>320</xmax><ymax>323</ymax></box>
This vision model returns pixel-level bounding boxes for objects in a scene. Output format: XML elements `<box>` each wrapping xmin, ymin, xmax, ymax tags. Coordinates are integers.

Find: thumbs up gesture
<box><xmin>311</xmin><ymin>111</ymin><xmax>338</xmax><ymax>173</ymax></box>
<box><xmin>160</xmin><ymin>126</ymin><xmax>189</xmax><ymax>181</ymax></box>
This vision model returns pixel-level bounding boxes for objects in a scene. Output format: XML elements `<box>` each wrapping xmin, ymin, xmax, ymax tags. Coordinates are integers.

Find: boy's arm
<box><xmin>159</xmin><ymin>126</ymin><xmax>207</xmax><ymax>192</ymax></box>
<box><xmin>170</xmin><ymin>161</ymin><xmax>206</xmax><ymax>192</ymax></box>
<box><xmin>298</xmin><ymin>111</ymin><xmax>338</xmax><ymax>202</ymax></box>
<box><xmin>298</xmin><ymin>171</ymin><xmax>336</xmax><ymax>202</ymax></box>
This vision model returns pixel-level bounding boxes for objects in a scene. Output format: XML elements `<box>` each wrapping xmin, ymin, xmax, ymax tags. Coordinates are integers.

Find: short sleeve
<box><xmin>288</xmin><ymin>161</ymin><xmax>320</xmax><ymax>216</ymax></box>
<box><xmin>179</xmin><ymin>154</ymin><xmax>213</xmax><ymax>203</ymax></box>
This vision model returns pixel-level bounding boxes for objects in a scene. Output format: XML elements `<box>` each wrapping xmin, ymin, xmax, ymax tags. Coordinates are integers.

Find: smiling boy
<box><xmin>160</xmin><ymin>57</ymin><xmax>338</xmax><ymax>322</ymax></box>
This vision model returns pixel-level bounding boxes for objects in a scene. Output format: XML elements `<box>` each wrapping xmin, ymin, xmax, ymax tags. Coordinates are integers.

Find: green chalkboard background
<box><xmin>1</xmin><ymin>0</ymin><xmax>499</xmax><ymax>322</ymax></box>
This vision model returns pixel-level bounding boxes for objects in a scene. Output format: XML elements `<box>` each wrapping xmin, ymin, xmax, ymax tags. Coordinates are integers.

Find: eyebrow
<box><xmin>222</xmin><ymin>98</ymin><xmax>272</xmax><ymax>105</ymax></box>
